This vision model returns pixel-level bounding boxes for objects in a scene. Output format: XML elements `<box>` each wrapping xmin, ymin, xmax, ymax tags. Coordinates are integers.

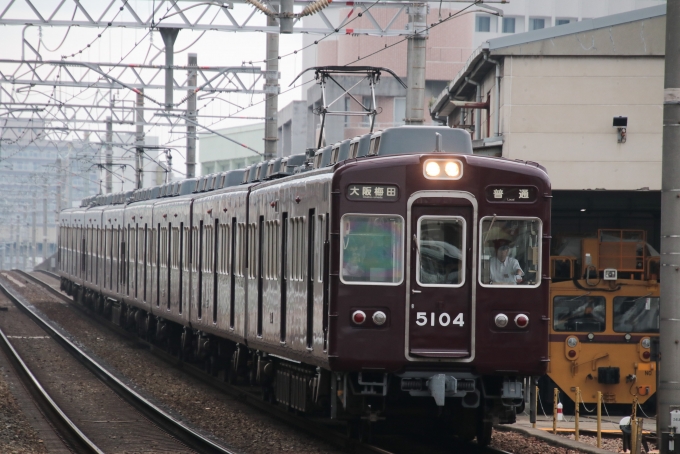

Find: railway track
<box><xmin>0</xmin><ymin>274</ymin><xmax>237</xmax><ymax>454</ymax></box>
<box><xmin>15</xmin><ymin>270</ymin><xmax>516</xmax><ymax>454</ymax></box>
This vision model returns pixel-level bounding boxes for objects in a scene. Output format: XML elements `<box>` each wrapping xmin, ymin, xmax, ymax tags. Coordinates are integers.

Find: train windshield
<box><xmin>416</xmin><ymin>217</ymin><xmax>465</xmax><ymax>286</ymax></box>
<box><xmin>553</xmin><ymin>295</ymin><xmax>606</xmax><ymax>332</ymax></box>
<box><xmin>613</xmin><ymin>296</ymin><xmax>660</xmax><ymax>333</ymax></box>
<box><xmin>479</xmin><ymin>217</ymin><xmax>541</xmax><ymax>287</ymax></box>
<box><xmin>340</xmin><ymin>214</ymin><xmax>404</xmax><ymax>285</ymax></box>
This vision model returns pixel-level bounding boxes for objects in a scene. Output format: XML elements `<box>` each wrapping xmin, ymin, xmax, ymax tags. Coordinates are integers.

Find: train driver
<box><xmin>489</xmin><ymin>241</ymin><xmax>524</xmax><ymax>285</ymax></box>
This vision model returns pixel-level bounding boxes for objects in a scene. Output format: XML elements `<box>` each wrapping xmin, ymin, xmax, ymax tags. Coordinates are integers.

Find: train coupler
<box><xmin>398</xmin><ymin>372</ymin><xmax>477</xmax><ymax>406</ymax></box>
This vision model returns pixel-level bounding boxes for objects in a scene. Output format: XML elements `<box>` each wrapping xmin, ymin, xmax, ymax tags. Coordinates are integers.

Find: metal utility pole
<box><xmin>14</xmin><ymin>215</ymin><xmax>19</xmax><ymax>269</ymax></box>
<box><xmin>106</xmin><ymin>116</ymin><xmax>113</xmax><ymax>193</ymax></box>
<box><xmin>22</xmin><ymin>209</ymin><xmax>28</xmax><ymax>271</ymax></box>
<box><xmin>42</xmin><ymin>188</ymin><xmax>48</xmax><ymax>266</ymax></box>
<box><xmin>264</xmin><ymin>7</ymin><xmax>280</xmax><ymax>161</ymax></box>
<box><xmin>8</xmin><ymin>223</ymin><xmax>13</xmax><ymax>269</ymax></box>
<box><xmin>31</xmin><ymin>194</ymin><xmax>36</xmax><ymax>270</ymax></box>
<box><xmin>136</xmin><ymin>89</ymin><xmax>145</xmax><ymax>188</ymax></box>
<box><xmin>186</xmin><ymin>53</ymin><xmax>197</xmax><ymax>178</ymax></box>
<box><xmin>405</xmin><ymin>3</ymin><xmax>427</xmax><ymax>125</ymax></box>
<box><xmin>160</xmin><ymin>28</ymin><xmax>180</xmax><ymax>111</ymax></box>
<box><xmin>660</xmin><ymin>2</ymin><xmax>680</xmax><ymax>451</ymax></box>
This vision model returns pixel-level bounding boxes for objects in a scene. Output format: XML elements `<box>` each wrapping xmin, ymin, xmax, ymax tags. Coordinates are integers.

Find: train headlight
<box><xmin>423</xmin><ymin>159</ymin><xmax>463</xmax><ymax>180</ymax></box>
<box><xmin>641</xmin><ymin>338</ymin><xmax>651</xmax><ymax>349</ymax></box>
<box><xmin>445</xmin><ymin>161</ymin><xmax>461</xmax><ymax>177</ymax></box>
<box><xmin>425</xmin><ymin>161</ymin><xmax>441</xmax><ymax>177</ymax></box>
<box><xmin>567</xmin><ymin>337</ymin><xmax>578</xmax><ymax>348</ymax></box>
<box><xmin>372</xmin><ymin>311</ymin><xmax>387</xmax><ymax>326</ymax></box>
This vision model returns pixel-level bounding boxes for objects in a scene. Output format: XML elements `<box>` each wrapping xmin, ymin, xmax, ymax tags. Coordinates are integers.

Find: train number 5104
<box><xmin>415</xmin><ymin>312</ymin><xmax>464</xmax><ymax>327</ymax></box>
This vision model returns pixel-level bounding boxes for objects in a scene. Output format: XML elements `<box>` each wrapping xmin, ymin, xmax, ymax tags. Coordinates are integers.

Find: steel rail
<box><xmin>0</xmin><ymin>313</ymin><xmax>103</xmax><ymax>453</ymax></box>
<box><xmin>20</xmin><ymin>270</ymin><xmax>520</xmax><ymax>454</ymax></box>
<box><xmin>0</xmin><ymin>274</ymin><xmax>237</xmax><ymax>454</ymax></box>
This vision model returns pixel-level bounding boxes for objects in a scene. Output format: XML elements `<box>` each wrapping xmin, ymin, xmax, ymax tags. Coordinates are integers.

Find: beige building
<box><xmin>430</xmin><ymin>5</ymin><xmax>665</xmax><ymax>191</ymax></box>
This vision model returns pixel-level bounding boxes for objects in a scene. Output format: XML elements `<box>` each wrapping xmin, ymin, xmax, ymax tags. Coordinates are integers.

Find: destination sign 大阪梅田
<box><xmin>347</xmin><ymin>184</ymin><xmax>399</xmax><ymax>201</ymax></box>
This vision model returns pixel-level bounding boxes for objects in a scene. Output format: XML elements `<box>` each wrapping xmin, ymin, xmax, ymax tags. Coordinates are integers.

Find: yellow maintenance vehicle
<box><xmin>543</xmin><ymin>229</ymin><xmax>659</xmax><ymax>410</ymax></box>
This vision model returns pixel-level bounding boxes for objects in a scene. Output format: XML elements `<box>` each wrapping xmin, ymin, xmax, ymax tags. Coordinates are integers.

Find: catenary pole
<box><xmin>106</xmin><ymin>116</ymin><xmax>113</xmax><ymax>193</ymax></box>
<box><xmin>186</xmin><ymin>53</ymin><xmax>197</xmax><ymax>178</ymax></box>
<box><xmin>405</xmin><ymin>3</ymin><xmax>427</xmax><ymax>125</ymax></box>
<box><xmin>160</xmin><ymin>28</ymin><xmax>180</xmax><ymax>111</ymax></box>
<box><xmin>136</xmin><ymin>89</ymin><xmax>145</xmax><ymax>188</ymax></box>
<box><xmin>264</xmin><ymin>7</ymin><xmax>280</xmax><ymax>161</ymax></box>
<box><xmin>660</xmin><ymin>1</ymin><xmax>680</xmax><ymax>451</ymax></box>
<box><xmin>42</xmin><ymin>187</ymin><xmax>48</xmax><ymax>266</ymax></box>
<box><xmin>31</xmin><ymin>193</ymin><xmax>36</xmax><ymax>269</ymax></box>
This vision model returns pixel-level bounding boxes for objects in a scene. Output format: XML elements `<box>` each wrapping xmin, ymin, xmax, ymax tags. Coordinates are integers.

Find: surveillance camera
<box><xmin>613</xmin><ymin>116</ymin><xmax>628</xmax><ymax>128</ymax></box>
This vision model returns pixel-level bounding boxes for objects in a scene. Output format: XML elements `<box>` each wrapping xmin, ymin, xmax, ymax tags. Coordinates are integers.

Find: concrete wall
<box><xmin>502</xmin><ymin>56</ymin><xmax>663</xmax><ymax>190</ymax></box>
<box><xmin>199</xmin><ymin>123</ymin><xmax>264</xmax><ymax>175</ymax></box>
<box><xmin>277</xmin><ymin>100</ymin><xmax>308</xmax><ymax>157</ymax></box>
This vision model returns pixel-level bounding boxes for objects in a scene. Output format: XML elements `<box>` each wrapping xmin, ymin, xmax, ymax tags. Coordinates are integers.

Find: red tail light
<box><xmin>642</xmin><ymin>351</ymin><xmax>651</xmax><ymax>360</ymax></box>
<box><xmin>568</xmin><ymin>350</ymin><xmax>577</xmax><ymax>358</ymax></box>
<box><xmin>514</xmin><ymin>314</ymin><xmax>529</xmax><ymax>328</ymax></box>
<box><xmin>352</xmin><ymin>310</ymin><xmax>366</xmax><ymax>325</ymax></box>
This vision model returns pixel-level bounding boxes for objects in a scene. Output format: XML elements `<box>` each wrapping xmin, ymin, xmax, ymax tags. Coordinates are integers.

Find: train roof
<box><xmin>72</xmin><ymin>126</ymin><xmax>481</xmax><ymax>210</ymax></box>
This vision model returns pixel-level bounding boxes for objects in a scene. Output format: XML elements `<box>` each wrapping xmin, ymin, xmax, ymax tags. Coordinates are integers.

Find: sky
<box><xmin>0</xmin><ymin>0</ymin><xmax>307</xmax><ymax>173</ymax></box>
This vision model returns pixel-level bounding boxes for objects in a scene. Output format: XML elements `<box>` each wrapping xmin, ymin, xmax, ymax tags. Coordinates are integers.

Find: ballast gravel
<box><xmin>6</xmin><ymin>273</ymin><xmax>644</xmax><ymax>454</ymax></box>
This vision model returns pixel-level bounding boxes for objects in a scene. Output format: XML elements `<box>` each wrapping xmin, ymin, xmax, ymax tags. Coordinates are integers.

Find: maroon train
<box><xmin>57</xmin><ymin>125</ymin><xmax>551</xmax><ymax>444</ymax></box>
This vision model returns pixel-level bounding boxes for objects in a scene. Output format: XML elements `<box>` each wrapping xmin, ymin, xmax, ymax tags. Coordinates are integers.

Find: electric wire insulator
<box><xmin>298</xmin><ymin>0</ymin><xmax>332</xmax><ymax>18</ymax></box>
<box><xmin>245</xmin><ymin>0</ymin><xmax>276</xmax><ymax>17</ymax></box>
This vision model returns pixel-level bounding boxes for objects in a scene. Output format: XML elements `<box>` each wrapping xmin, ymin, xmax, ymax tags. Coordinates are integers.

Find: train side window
<box><xmin>318</xmin><ymin>214</ymin><xmax>325</xmax><ymax>282</ymax></box>
<box><xmin>172</xmin><ymin>227</ymin><xmax>180</xmax><ymax>269</ymax></box>
<box><xmin>416</xmin><ymin>216</ymin><xmax>466</xmax><ymax>287</ymax></box>
<box><xmin>237</xmin><ymin>222</ymin><xmax>246</xmax><ymax>277</ymax></box>
<box><xmin>613</xmin><ymin>296</ymin><xmax>660</xmax><ymax>333</ymax></box>
<box><xmin>553</xmin><ymin>295</ymin><xmax>606</xmax><ymax>332</ymax></box>
<box><xmin>340</xmin><ymin>214</ymin><xmax>404</xmax><ymax>285</ymax></box>
<box><xmin>479</xmin><ymin>217</ymin><xmax>541</xmax><ymax>288</ymax></box>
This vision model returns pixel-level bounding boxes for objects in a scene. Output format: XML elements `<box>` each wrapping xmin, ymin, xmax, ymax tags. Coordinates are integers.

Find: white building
<box><xmin>430</xmin><ymin>4</ymin><xmax>665</xmax><ymax>247</ymax></box>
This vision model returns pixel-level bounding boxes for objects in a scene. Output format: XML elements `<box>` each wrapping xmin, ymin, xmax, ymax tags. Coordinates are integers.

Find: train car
<box><xmin>57</xmin><ymin>124</ymin><xmax>551</xmax><ymax>445</ymax></box>
<box><xmin>544</xmin><ymin>229</ymin><xmax>659</xmax><ymax>409</ymax></box>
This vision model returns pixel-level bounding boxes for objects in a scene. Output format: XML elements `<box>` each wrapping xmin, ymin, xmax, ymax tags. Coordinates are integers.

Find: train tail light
<box><xmin>514</xmin><ymin>314</ymin><xmax>529</xmax><ymax>328</ymax></box>
<box><xmin>352</xmin><ymin>310</ymin><xmax>366</xmax><ymax>325</ymax></box>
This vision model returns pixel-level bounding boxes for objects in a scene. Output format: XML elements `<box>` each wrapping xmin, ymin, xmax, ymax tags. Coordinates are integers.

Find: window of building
<box><xmin>502</xmin><ymin>17</ymin><xmax>515</xmax><ymax>33</ymax></box>
<box><xmin>530</xmin><ymin>18</ymin><xmax>545</xmax><ymax>30</ymax></box>
<box><xmin>393</xmin><ymin>97</ymin><xmax>406</xmax><ymax>126</ymax></box>
<box><xmin>476</xmin><ymin>15</ymin><xmax>491</xmax><ymax>32</ymax></box>
<box><xmin>556</xmin><ymin>19</ymin><xmax>571</xmax><ymax>26</ymax></box>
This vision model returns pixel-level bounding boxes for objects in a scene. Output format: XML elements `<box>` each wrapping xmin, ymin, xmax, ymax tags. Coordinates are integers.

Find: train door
<box><xmin>408</xmin><ymin>200</ymin><xmax>473</xmax><ymax>359</ymax></box>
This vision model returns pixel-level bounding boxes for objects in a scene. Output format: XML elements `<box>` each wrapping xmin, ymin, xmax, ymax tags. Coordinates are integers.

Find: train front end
<box><xmin>327</xmin><ymin>127</ymin><xmax>551</xmax><ymax>439</ymax></box>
